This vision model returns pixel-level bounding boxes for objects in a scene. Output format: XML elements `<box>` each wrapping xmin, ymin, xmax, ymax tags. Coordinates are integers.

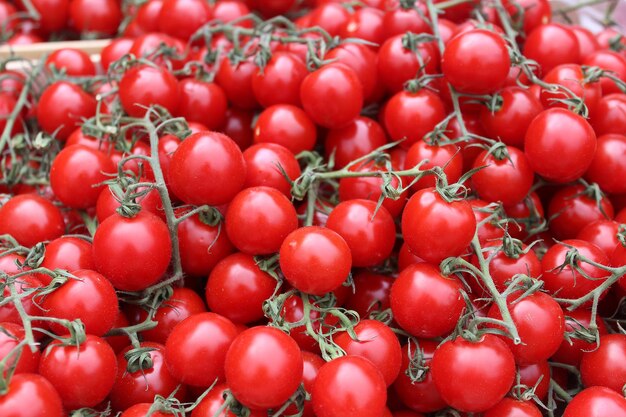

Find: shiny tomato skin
<box><xmin>547</xmin><ymin>185</ymin><xmax>614</xmax><ymax>240</ymax></box>
<box><xmin>253</xmin><ymin>104</ymin><xmax>317</xmax><ymax>154</ymax></box>
<box><xmin>563</xmin><ymin>386</ymin><xmax>626</xmax><ymax>417</ymax></box>
<box><xmin>325</xmin><ymin>43</ymin><xmax>379</xmax><ymax>102</ymax></box>
<box><xmin>391</xmin><ymin>263</ymin><xmax>464</xmax><ymax>338</ymax></box>
<box><xmin>41</xmin><ymin>236</ymin><xmax>94</xmax><ymax>276</ymax></box>
<box><xmin>45</xmin><ymin>48</ymin><xmax>96</xmax><ymax>76</ymax></box>
<box><xmin>93</xmin><ymin>211</ymin><xmax>172</xmax><ymax>291</ymax></box>
<box><xmin>225</xmin><ymin>186</ymin><xmax>298</xmax><ymax>255</ymax></box>
<box><xmin>0</xmin><ymin>323</ymin><xmax>40</xmax><ymax>375</ymax></box>
<box><xmin>307</xmin><ymin>3</ymin><xmax>349</xmax><ymax>36</ymax></box>
<box><xmin>300</xmin><ymin>64</ymin><xmax>364</xmax><ymax>129</ymax></box>
<box><xmin>190</xmin><ymin>383</ymin><xmax>236</xmax><ymax>417</ymax></box>
<box><xmin>326</xmin><ymin>199</ymin><xmax>396</xmax><ymax>267</ymax></box>
<box><xmin>523</xmin><ymin>24</ymin><xmax>580</xmax><ymax>74</ymax></box>
<box><xmin>120</xmin><ymin>404</ymin><xmax>174</xmax><ymax>417</ymax></box>
<box><xmin>519</xmin><ymin>361</ymin><xmax>550</xmax><ymax>400</ymax></box>
<box><xmin>165</xmin><ymin>312</ymin><xmax>238</xmax><ymax>387</ymax></box>
<box><xmin>100</xmin><ymin>38</ymin><xmax>134</xmax><ymax>71</ymax></box>
<box><xmin>431</xmin><ymin>334</ymin><xmax>516</xmax><ymax>413</ymax></box>
<box><xmin>96</xmin><ymin>185</ymin><xmax>163</xmax><ymax>224</ymax></box>
<box><xmin>176</xmin><ymin>78</ymin><xmax>228</xmax><ymax>130</ymax></box>
<box><xmin>442</xmin><ymin>29</ymin><xmax>511</xmax><ymax>94</ymax></box>
<box><xmin>324</xmin><ymin>116</ymin><xmax>388</xmax><ymax>170</ymax></box>
<box><xmin>479</xmin><ymin>86</ymin><xmax>543</xmax><ymax>148</ymax></box>
<box><xmin>487</xmin><ymin>290</ymin><xmax>565</xmax><ymax>364</ymax></box>
<box><xmin>225</xmin><ymin>326</ymin><xmax>303</xmax><ymax>410</ymax></box>
<box><xmin>43</xmin><ymin>269</ymin><xmax>118</xmax><ymax>336</ymax></box>
<box><xmin>312</xmin><ymin>356</ymin><xmax>387</xmax><ymax>417</ymax></box>
<box><xmin>339</xmin><ymin>7</ymin><xmax>384</xmax><ymax>45</ymax></box>
<box><xmin>109</xmin><ymin>342</ymin><xmax>186</xmax><ymax>411</ymax></box>
<box><xmin>280</xmin><ymin>226</ymin><xmax>352</xmax><ymax>295</ymax></box>
<box><xmin>402</xmin><ymin>188</ymin><xmax>476</xmax><ymax>263</ymax></box>
<box><xmin>483</xmin><ymin>398</ymin><xmax>542</xmax><ymax>417</ymax></box>
<box><xmin>252</xmin><ymin>52</ymin><xmax>307</xmax><ymax>108</ymax></box>
<box><xmin>242</xmin><ymin>143</ymin><xmax>301</xmax><ymax>197</ymax></box>
<box><xmin>157</xmin><ymin>0</ymin><xmax>211</xmax><ymax>40</ymax></box>
<box><xmin>169</xmin><ymin>131</ymin><xmax>246</xmax><ymax>206</ymax></box>
<box><xmin>0</xmin><ymin>373</ymin><xmax>64</xmax><ymax>417</ymax></box>
<box><xmin>580</xmin><ymin>334</ymin><xmax>626</xmax><ymax>393</ymax></box>
<box><xmin>50</xmin><ymin>145</ymin><xmax>115</xmax><ymax>209</ymax></box>
<box><xmin>0</xmin><ymin>273</ymin><xmax>43</xmax><ymax>326</ymax></box>
<box><xmin>37</xmin><ymin>81</ymin><xmax>96</xmax><ymax>140</ymax></box>
<box><xmin>382</xmin><ymin>3</ymin><xmax>430</xmax><ymax>39</ymax></box>
<box><xmin>524</xmin><ymin>108</ymin><xmax>596</xmax><ymax>183</ymax></box>
<box><xmin>583</xmin><ymin>50</ymin><xmax>626</xmax><ymax>96</ymax></box>
<box><xmin>384</xmin><ymin>90</ymin><xmax>446</xmax><ymax>149</ymax></box>
<box><xmin>334</xmin><ymin>319</ymin><xmax>401</xmax><ymax>386</ymax></box>
<box><xmin>0</xmin><ymin>194</ymin><xmax>65</xmax><ymax>247</ymax></box>
<box><xmin>70</xmin><ymin>0</ymin><xmax>121</xmax><ymax>36</ymax></box>
<box><xmin>576</xmin><ymin>220</ymin><xmax>620</xmax><ymax>257</ymax></box>
<box><xmin>119</xmin><ymin>65</ymin><xmax>179</xmax><ymax>117</ymax></box>
<box><xmin>215</xmin><ymin>58</ymin><xmax>259</xmax><ymax>110</ymax></box>
<box><xmin>28</xmin><ymin>0</ymin><xmax>68</xmax><ymax>33</ymax></box>
<box><xmin>551</xmin><ymin>309</ymin><xmax>609</xmax><ymax>366</ymax></box>
<box><xmin>540</xmin><ymin>64</ymin><xmax>602</xmax><ymax>114</ymax></box>
<box><xmin>206</xmin><ymin>252</ymin><xmax>276</xmax><ymax>324</ymax></box>
<box><xmin>591</xmin><ymin>94</ymin><xmax>626</xmax><ymax>137</ymax></box>
<box><xmin>345</xmin><ymin>272</ymin><xmax>393</xmax><ymax>318</ymax></box>
<box><xmin>39</xmin><ymin>335</ymin><xmax>117</xmax><ymax>409</ymax></box>
<box><xmin>585</xmin><ymin>134</ymin><xmax>626</xmax><ymax>195</ymax></box>
<box><xmin>405</xmin><ymin>141</ymin><xmax>462</xmax><ymax>191</ymax></box>
<box><xmin>503</xmin><ymin>0</ymin><xmax>551</xmax><ymax>34</ymax></box>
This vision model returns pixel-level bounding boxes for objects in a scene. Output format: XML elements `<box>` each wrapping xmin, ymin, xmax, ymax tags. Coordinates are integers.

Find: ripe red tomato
<box><xmin>391</xmin><ymin>263</ymin><xmax>464</xmax><ymax>338</ymax></box>
<box><xmin>70</xmin><ymin>0</ymin><xmax>121</xmax><ymax>35</ymax></box>
<box><xmin>119</xmin><ymin>65</ymin><xmax>179</xmax><ymax>117</ymax></box>
<box><xmin>225</xmin><ymin>186</ymin><xmax>298</xmax><ymax>255</ymax></box>
<box><xmin>93</xmin><ymin>211</ymin><xmax>172</xmax><ymax>291</ymax></box>
<box><xmin>96</xmin><ymin>185</ymin><xmax>163</xmax><ymax>224</ymax></box>
<box><xmin>581</xmin><ymin>334</ymin><xmax>626</xmax><ymax>393</ymax></box>
<box><xmin>216</xmin><ymin>57</ymin><xmax>260</xmax><ymax>110</ymax></box>
<box><xmin>519</xmin><ymin>361</ymin><xmax>550</xmax><ymax>399</ymax></box>
<box><xmin>483</xmin><ymin>398</ymin><xmax>542</xmax><ymax>417</ymax></box>
<box><xmin>563</xmin><ymin>386</ymin><xmax>626</xmax><ymax>417</ymax></box>
<box><xmin>503</xmin><ymin>0</ymin><xmax>551</xmax><ymax>34</ymax></box>
<box><xmin>307</xmin><ymin>3</ymin><xmax>349</xmax><ymax>36</ymax></box>
<box><xmin>45</xmin><ymin>48</ymin><xmax>96</xmax><ymax>76</ymax></box>
<box><xmin>586</xmin><ymin>134</ymin><xmax>626</xmax><ymax>195</ymax></box>
<box><xmin>339</xmin><ymin>7</ymin><xmax>384</xmax><ymax>45</ymax></box>
<box><xmin>252</xmin><ymin>52</ymin><xmax>307</xmax><ymax>108</ymax></box>
<box><xmin>524</xmin><ymin>108</ymin><xmax>597</xmax><ymax>183</ymax></box>
<box><xmin>583</xmin><ymin>50</ymin><xmax>626</xmax><ymax>95</ymax></box>
<box><xmin>334</xmin><ymin>320</ymin><xmax>401</xmax><ymax>386</ymax></box>
<box><xmin>0</xmin><ymin>373</ymin><xmax>64</xmax><ymax>417</ymax></box>
<box><xmin>211</xmin><ymin>0</ymin><xmax>252</xmax><ymax>26</ymax></box>
<box><xmin>431</xmin><ymin>334</ymin><xmax>516</xmax><ymax>413</ymax></box>
<box><xmin>384</xmin><ymin>90</ymin><xmax>446</xmax><ymax>149</ymax></box>
<box><xmin>523</xmin><ymin>24</ymin><xmax>580</xmax><ymax>74</ymax></box>
<box><xmin>39</xmin><ymin>335</ymin><xmax>117</xmax><ymax>409</ymax></box>
<box><xmin>488</xmin><ymin>290</ymin><xmax>565</xmax><ymax>364</ymax></box>
<box><xmin>225</xmin><ymin>326</ymin><xmax>303</xmax><ymax>409</ymax></box>
<box><xmin>0</xmin><ymin>194</ymin><xmax>65</xmax><ymax>247</ymax></box>
<box><xmin>175</xmin><ymin>78</ymin><xmax>228</xmax><ymax>130</ymax></box>
<box><xmin>442</xmin><ymin>29</ymin><xmax>511</xmax><ymax>94</ymax></box>
<box><xmin>120</xmin><ymin>404</ymin><xmax>174</xmax><ymax>417</ymax></box>
<box><xmin>479</xmin><ymin>86</ymin><xmax>544</xmax><ymax>148</ymax></box>
<box><xmin>547</xmin><ymin>184</ymin><xmax>614</xmax><ymax>240</ymax></box>
<box><xmin>157</xmin><ymin>0</ymin><xmax>211</xmax><ymax>40</ymax></box>
<box><xmin>37</xmin><ymin>81</ymin><xmax>96</xmax><ymax>140</ymax></box>
<box><xmin>325</xmin><ymin>43</ymin><xmax>379</xmax><ymax>102</ymax></box>
<box><xmin>345</xmin><ymin>272</ymin><xmax>393</xmax><ymax>318</ymax></box>
<box><xmin>129</xmin><ymin>33</ymin><xmax>186</xmax><ymax>69</ymax></box>
<box><xmin>382</xmin><ymin>2</ymin><xmax>430</xmax><ymax>39</ymax></box>
<box><xmin>170</xmin><ymin>131</ymin><xmax>246</xmax><ymax>206</ymax></box>
<box><xmin>540</xmin><ymin>64</ymin><xmax>602</xmax><ymax>114</ymax></box>
<box><xmin>591</xmin><ymin>94</ymin><xmax>626</xmax><ymax>137</ymax></box>
<box><xmin>326</xmin><ymin>199</ymin><xmax>396</xmax><ymax>267</ymax></box>
<box><xmin>552</xmin><ymin>309</ymin><xmax>609</xmax><ymax>366</ymax></box>
<box><xmin>300</xmin><ymin>64</ymin><xmax>364</xmax><ymax>129</ymax></box>
<box><xmin>0</xmin><ymin>272</ymin><xmax>43</xmax><ymax>326</ymax></box>
<box><xmin>324</xmin><ymin>116</ymin><xmax>388</xmax><ymax>169</ymax></box>
<box><xmin>206</xmin><ymin>252</ymin><xmax>276</xmax><ymax>324</ymax></box>
<box><xmin>165</xmin><ymin>312</ymin><xmax>238</xmax><ymax>387</ymax></box>
<box><xmin>28</xmin><ymin>0</ymin><xmax>69</xmax><ymax>33</ymax></box>
<box><xmin>279</xmin><ymin>226</ymin><xmax>352</xmax><ymax>295</ymax></box>
<box><xmin>109</xmin><ymin>342</ymin><xmax>186</xmax><ymax>411</ymax></box>
<box><xmin>253</xmin><ymin>104</ymin><xmax>317</xmax><ymax>154</ymax></box>
<box><xmin>405</xmin><ymin>141</ymin><xmax>463</xmax><ymax>191</ymax></box>
<box><xmin>41</xmin><ymin>236</ymin><xmax>94</xmax><ymax>278</ymax></box>
<box><xmin>100</xmin><ymin>38</ymin><xmax>134</xmax><ymax>71</ymax></box>
<box><xmin>312</xmin><ymin>356</ymin><xmax>387</xmax><ymax>417</ymax></box>
<box><xmin>0</xmin><ymin>323</ymin><xmax>40</xmax><ymax>375</ymax></box>
<box><xmin>242</xmin><ymin>143</ymin><xmax>301</xmax><ymax>197</ymax></box>
<box><xmin>402</xmin><ymin>188</ymin><xmax>476</xmax><ymax>263</ymax></box>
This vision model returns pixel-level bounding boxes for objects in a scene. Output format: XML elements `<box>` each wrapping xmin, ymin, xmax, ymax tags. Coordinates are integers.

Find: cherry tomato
<box><xmin>45</xmin><ymin>48</ymin><xmax>96</xmax><ymax>76</ymax></box>
<box><xmin>70</xmin><ymin>0</ymin><xmax>121</xmax><ymax>35</ymax></box>
<box><xmin>580</xmin><ymin>334</ymin><xmax>626</xmax><ymax>393</ymax></box>
<box><xmin>586</xmin><ymin>134</ymin><xmax>626</xmax><ymax>195</ymax></box>
<box><xmin>326</xmin><ymin>43</ymin><xmax>379</xmax><ymax>102</ymax></box>
<box><xmin>242</xmin><ymin>143</ymin><xmax>300</xmax><ymax>197</ymax></box>
<box><xmin>503</xmin><ymin>0</ymin><xmax>551</xmax><ymax>34</ymax></box>
<box><xmin>325</xmin><ymin>116</ymin><xmax>388</xmax><ymax>169</ymax></box>
<box><xmin>523</xmin><ymin>24</ymin><xmax>580</xmax><ymax>74</ymax></box>
<box><xmin>37</xmin><ymin>81</ymin><xmax>96</xmax><ymax>141</ymax></box>
<box><xmin>0</xmin><ymin>323</ymin><xmax>40</xmax><ymax>375</ymax></box>
<box><xmin>279</xmin><ymin>226</ymin><xmax>352</xmax><ymax>295</ymax></box>
<box><xmin>312</xmin><ymin>356</ymin><xmax>387</xmax><ymax>417</ymax></box>
<box><xmin>483</xmin><ymin>398</ymin><xmax>542</xmax><ymax>417</ymax></box>
<box><xmin>583</xmin><ymin>50</ymin><xmax>626</xmax><ymax>96</ymax></box>
<box><xmin>170</xmin><ymin>131</ymin><xmax>246</xmax><ymax>206</ymax></box>
<box><xmin>307</xmin><ymin>3</ymin><xmax>349</xmax><ymax>36</ymax></box>
<box><xmin>563</xmin><ymin>386</ymin><xmax>626</xmax><ymax>417</ymax></box>
<box><xmin>431</xmin><ymin>334</ymin><xmax>516</xmax><ymax>413</ymax></box>
<box><xmin>253</xmin><ymin>104</ymin><xmax>317</xmax><ymax>154</ymax></box>
<box><xmin>93</xmin><ymin>211</ymin><xmax>172</xmax><ymax>291</ymax></box>
<box><xmin>540</xmin><ymin>64</ymin><xmax>601</xmax><ymax>114</ymax></box>
<box><xmin>225</xmin><ymin>326</ymin><xmax>303</xmax><ymax>409</ymax></box>
<box><xmin>0</xmin><ymin>272</ymin><xmax>43</xmax><ymax>326</ymax></box>
<box><xmin>28</xmin><ymin>0</ymin><xmax>69</xmax><ymax>33</ymax></box>
<box><xmin>96</xmin><ymin>184</ymin><xmax>163</xmax><ymax>224</ymax></box>
<box><xmin>252</xmin><ymin>52</ymin><xmax>307</xmax><ymax>108</ymax></box>
<box><xmin>591</xmin><ymin>94</ymin><xmax>626</xmax><ymax>137</ymax></box>
<box><xmin>345</xmin><ymin>271</ymin><xmax>393</xmax><ymax>318</ymax></box>
<box><xmin>405</xmin><ymin>141</ymin><xmax>463</xmax><ymax>191</ymax></box>
<box><xmin>552</xmin><ymin>309</ymin><xmax>609</xmax><ymax>366</ymax></box>
<box><xmin>119</xmin><ymin>65</ymin><xmax>179</xmax><ymax>117</ymax></box>
<box><xmin>577</xmin><ymin>220</ymin><xmax>620</xmax><ymax>257</ymax></box>
<box><xmin>216</xmin><ymin>57</ymin><xmax>260</xmax><ymax>110</ymax></box>
<box><xmin>176</xmin><ymin>78</ymin><xmax>228</xmax><ymax>130</ymax></box>
<box><xmin>519</xmin><ymin>361</ymin><xmax>550</xmax><ymax>399</ymax></box>
<box><xmin>120</xmin><ymin>404</ymin><xmax>174</xmax><ymax>417</ymax></box>
<box><xmin>190</xmin><ymin>383</ymin><xmax>236</xmax><ymax>417</ymax></box>
<box><xmin>339</xmin><ymin>7</ymin><xmax>384</xmax><ymax>45</ymax></box>
<box><xmin>221</xmin><ymin>108</ymin><xmax>254</xmax><ymax>150</ymax></box>
<box><xmin>0</xmin><ymin>194</ymin><xmax>65</xmax><ymax>247</ymax></box>
<box><xmin>101</xmin><ymin>38</ymin><xmax>134</xmax><ymax>71</ymax></box>
<box><xmin>0</xmin><ymin>373</ymin><xmax>64</xmax><ymax>417</ymax></box>
<box><xmin>157</xmin><ymin>0</ymin><xmax>211</xmax><ymax>39</ymax></box>
<box><xmin>382</xmin><ymin>3</ymin><xmax>430</xmax><ymax>40</ymax></box>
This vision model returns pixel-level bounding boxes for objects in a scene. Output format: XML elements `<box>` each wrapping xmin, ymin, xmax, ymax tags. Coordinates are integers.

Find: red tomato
<box><xmin>326</xmin><ymin>199</ymin><xmax>396</xmax><ymax>267</ymax></box>
<box><xmin>93</xmin><ymin>211</ymin><xmax>172</xmax><ymax>291</ymax></box>
<box><xmin>100</xmin><ymin>38</ymin><xmax>134</xmax><ymax>71</ymax></box>
<box><xmin>324</xmin><ymin>116</ymin><xmax>388</xmax><ymax>169</ymax></box>
<box><xmin>382</xmin><ymin>3</ymin><xmax>430</xmax><ymax>39</ymax></box>
<box><xmin>339</xmin><ymin>7</ymin><xmax>384</xmax><ymax>45</ymax></box>
<box><xmin>252</xmin><ymin>52</ymin><xmax>307</xmax><ymax>108</ymax></box>
<box><xmin>335</xmin><ymin>320</ymin><xmax>401</xmax><ymax>386</ymax></box>
<box><xmin>242</xmin><ymin>143</ymin><xmax>300</xmax><ymax>197</ymax></box>
<box><xmin>70</xmin><ymin>0</ymin><xmax>121</xmax><ymax>35</ymax></box>
<box><xmin>39</xmin><ymin>335</ymin><xmax>117</xmax><ymax>409</ymax></box>
<box><xmin>300</xmin><ymin>64</ymin><xmax>364</xmax><ymax>129</ymax></box>
<box><xmin>0</xmin><ymin>374</ymin><xmax>64</xmax><ymax>417</ymax></box>
<box><xmin>129</xmin><ymin>33</ymin><xmax>186</xmax><ymax>69</ymax></box>
<box><xmin>584</xmin><ymin>51</ymin><xmax>626</xmax><ymax>96</ymax></box>
<box><xmin>28</xmin><ymin>0</ymin><xmax>68</xmax><ymax>33</ymax></box>
<box><xmin>0</xmin><ymin>273</ymin><xmax>43</xmax><ymax>326</ymax></box>
<box><xmin>312</xmin><ymin>356</ymin><xmax>387</xmax><ymax>417</ymax></box>
<box><xmin>571</xmin><ymin>26</ymin><xmax>599</xmax><ymax>59</ymax></box>
<box><xmin>391</xmin><ymin>263</ymin><xmax>464</xmax><ymax>338</ymax></box>
<box><xmin>176</xmin><ymin>78</ymin><xmax>228</xmax><ymax>130</ymax></box>
<box><xmin>307</xmin><ymin>3</ymin><xmax>349</xmax><ymax>36</ymax></box>
<box><xmin>576</xmin><ymin>220</ymin><xmax>621</xmax><ymax>257</ymax></box>
<box><xmin>109</xmin><ymin>342</ymin><xmax>186</xmax><ymax>411</ymax></box>
<box><xmin>442</xmin><ymin>29</ymin><xmax>511</xmax><ymax>94</ymax></box>
<box><xmin>402</xmin><ymin>188</ymin><xmax>476</xmax><ymax>263</ymax></box>
<box><xmin>586</xmin><ymin>134</ymin><xmax>626</xmax><ymax>195</ymax></box>
<box><xmin>483</xmin><ymin>398</ymin><xmax>542</xmax><ymax>417</ymax></box>
<box><xmin>211</xmin><ymin>0</ymin><xmax>252</xmax><ymax>25</ymax></box>
<box><xmin>0</xmin><ymin>323</ymin><xmax>40</xmax><ymax>375</ymax></box>
<box><xmin>552</xmin><ymin>309</ymin><xmax>609</xmax><ymax>366</ymax></box>
<box><xmin>405</xmin><ymin>141</ymin><xmax>463</xmax><ymax>191</ymax></box>
<box><xmin>106</xmin><ymin>311</ymin><xmax>131</xmax><ymax>354</ymax></box>
<box><xmin>326</xmin><ymin>43</ymin><xmax>379</xmax><ymax>102</ymax></box>
<box><xmin>279</xmin><ymin>226</ymin><xmax>352</xmax><ymax>295</ymax></box>
<box><xmin>119</xmin><ymin>65</ymin><xmax>179</xmax><ymax>117</ymax></box>
<box><xmin>45</xmin><ymin>48</ymin><xmax>96</xmax><ymax>76</ymax></box>
<box><xmin>225</xmin><ymin>326</ymin><xmax>303</xmax><ymax>409</ymax></box>
<box><xmin>523</xmin><ymin>24</ymin><xmax>580</xmax><ymax>74</ymax></box>
<box><xmin>591</xmin><ymin>94</ymin><xmax>626</xmax><ymax>137</ymax></box>
<box><xmin>190</xmin><ymin>383</ymin><xmax>236</xmax><ymax>417</ymax></box>
<box><xmin>206</xmin><ymin>252</ymin><xmax>276</xmax><ymax>324</ymax></box>
<box><xmin>503</xmin><ymin>0</ymin><xmax>551</xmax><ymax>34</ymax></box>
<box><xmin>135</xmin><ymin>0</ymin><xmax>163</xmax><ymax>32</ymax></box>
<box><xmin>503</xmin><ymin>192</ymin><xmax>545</xmax><ymax>240</ymax></box>
<box><xmin>253</xmin><ymin>104</ymin><xmax>317</xmax><ymax>154</ymax></box>
<box><xmin>170</xmin><ymin>131</ymin><xmax>246</xmax><ymax>206</ymax></box>
<box><xmin>157</xmin><ymin>0</ymin><xmax>211</xmax><ymax>40</ymax></box>
<box><xmin>581</xmin><ymin>334</ymin><xmax>626</xmax><ymax>393</ymax></box>
<box><xmin>216</xmin><ymin>58</ymin><xmax>260</xmax><ymax>110</ymax></box>
<box><xmin>280</xmin><ymin>294</ymin><xmax>336</xmax><ymax>352</ymax></box>
<box><xmin>524</xmin><ymin>108</ymin><xmax>597</xmax><ymax>183</ymax></box>
<box><xmin>479</xmin><ymin>86</ymin><xmax>544</xmax><ymax>148</ymax></box>
<box><xmin>345</xmin><ymin>271</ymin><xmax>393</xmax><ymax>319</ymax></box>
<box><xmin>540</xmin><ymin>64</ymin><xmax>602</xmax><ymax>114</ymax></box>
<box><xmin>96</xmin><ymin>185</ymin><xmax>163</xmax><ymax>224</ymax></box>
<box><xmin>384</xmin><ymin>90</ymin><xmax>446</xmax><ymax>149</ymax></box>
<box><xmin>221</xmin><ymin>108</ymin><xmax>254</xmax><ymax>150</ymax></box>
<box><xmin>519</xmin><ymin>361</ymin><xmax>550</xmax><ymax>399</ymax></box>
<box><xmin>431</xmin><ymin>334</ymin><xmax>516</xmax><ymax>413</ymax></box>
<box><xmin>0</xmin><ymin>194</ymin><xmax>65</xmax><ymax>247</ymax></box>
<box><xmin>37</xmin><ymin>81</ymin><xmax>96</xmax><ymax>140</ymax></box>
<box><xmin>563</xmin><ymin>386</ymin><xmax>626</xmax><ymax>417</ymax></box>
<box><xmin>541</xmin><ymin>239</ymin><xmax>609</xmax><ymax>303</ymax></box>
<box><xmin>225</xmin><ymin>186</ymin><xmax>298</xmax><ymax>255</ymax></box>
<box><xmin>120</xmin><ymin>404</ymin><xmax>174</xmax><ymax>417</ymax></box>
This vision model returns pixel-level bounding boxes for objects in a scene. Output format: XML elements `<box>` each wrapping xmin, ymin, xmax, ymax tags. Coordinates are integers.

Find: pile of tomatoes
<box><xmin>1</xmin><ymin>0</ymin><xmax>626</xmax><ymax>416</ymax></box>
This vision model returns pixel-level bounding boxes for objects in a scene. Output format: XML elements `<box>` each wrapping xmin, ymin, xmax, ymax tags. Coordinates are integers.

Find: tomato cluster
<box><xmin>1</xmin><ymin>0</ymin><xmax>626</xmax><ymax>417</ymax></box>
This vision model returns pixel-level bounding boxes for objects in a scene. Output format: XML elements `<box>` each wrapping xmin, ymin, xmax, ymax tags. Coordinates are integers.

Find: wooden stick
<box><xmin>0</xmin><ymin>39</ymin><xmax>111</xmax><ymax>60</ymax></box>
